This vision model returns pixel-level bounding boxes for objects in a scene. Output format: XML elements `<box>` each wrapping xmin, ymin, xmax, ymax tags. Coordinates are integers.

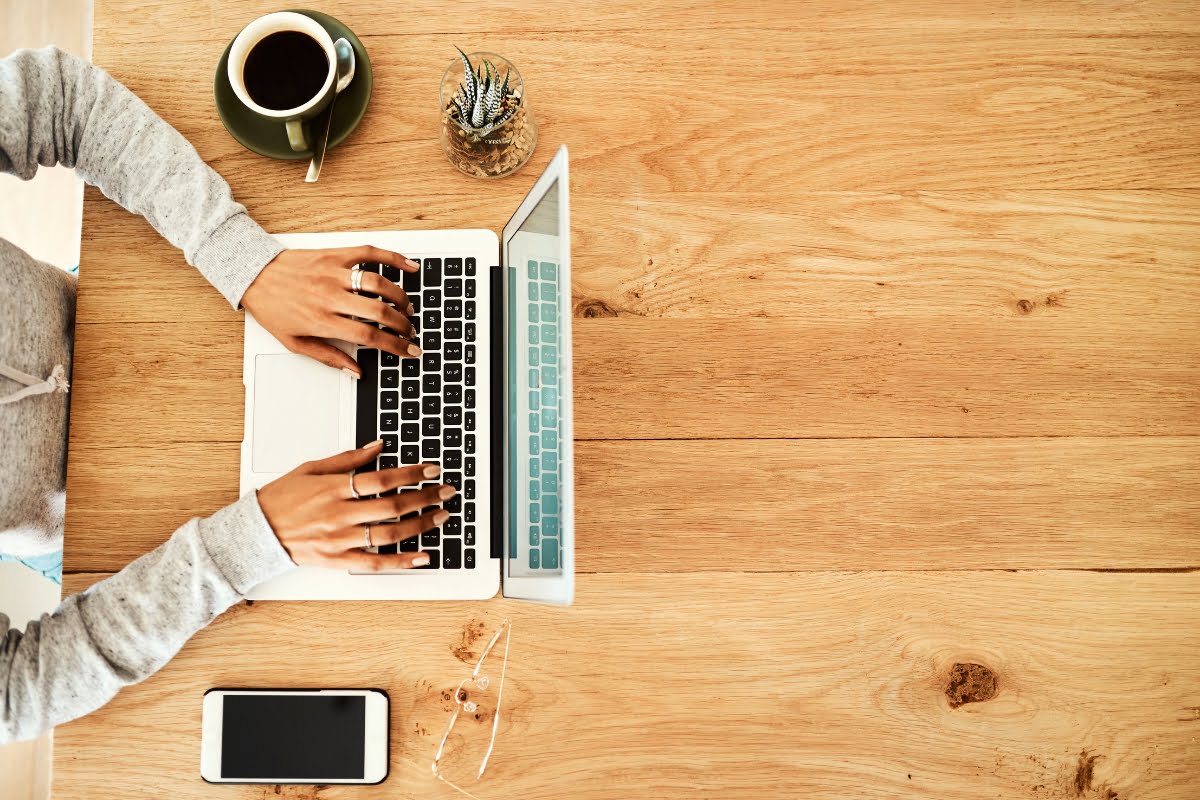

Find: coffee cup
<box><xmin>227</xmin><ymin>12</ymin><xmax>337</xmax><ymax>152</ymax></box>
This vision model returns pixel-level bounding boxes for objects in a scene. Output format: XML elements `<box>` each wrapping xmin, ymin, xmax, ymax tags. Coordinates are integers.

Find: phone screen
<box><xmin>221</xmin><ymin>694</ymin><xmax>366</xmax><ymax>780</ymax></box>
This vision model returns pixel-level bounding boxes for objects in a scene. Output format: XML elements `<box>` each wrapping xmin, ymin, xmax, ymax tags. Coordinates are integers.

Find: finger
<box><xmin>337</xmin><ymin>549</ymin><xmax>432</xmax><ymax>572</ymax></box>
<box><xmin>330</xmin><ymin>318</ymin><xmax>421</xmax><ymax>357</ymax></box>
<box><xmin>338</xmin><ymin>245</ymin><xmax>420</xmax><ymax>273</ymax></box>
<box><xmin>289</xmin><ymin>336</ymin><xmax>361</xmax><ymax>376</ymax></box>
<box><xmin>300</xmin><ymin>439</ymin><xmax>384</xmax><ymax>475</ymax></box>
<box><xmin>360</xmin><ymin>271</ymin><xmax>414</xmax><ymax>314</ymax></box>
<box><xmin>352</xmin><ymin>462</ymin><xmax>441</xmax><ymax>496</ymax></box>
<box><xmin>338</xmin><ymin>294</ymin><xmax>415</xmax><ymax>339</ymax></box>
<box><xmin>343</xmin><ymin>483</ymin><xmax>456</xmax><ymax>527</ymax></box>
<box><xmin>338</xmin><ymin>509</ymin><xmax>450</xmax><ymax>550</ymax></box>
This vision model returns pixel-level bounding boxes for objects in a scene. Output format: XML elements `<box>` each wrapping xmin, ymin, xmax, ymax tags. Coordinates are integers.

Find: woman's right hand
<box><xmin>255</xmin><ymin>440</ymin><xmax>455</xmax><ymax>571</ymax></box>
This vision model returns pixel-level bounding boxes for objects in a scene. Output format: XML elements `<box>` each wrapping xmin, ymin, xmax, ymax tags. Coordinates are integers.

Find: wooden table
<box><xmin>58</xmin><ymin>1</ymin><xmax>1200</xmax><ymax>798</ymax></box>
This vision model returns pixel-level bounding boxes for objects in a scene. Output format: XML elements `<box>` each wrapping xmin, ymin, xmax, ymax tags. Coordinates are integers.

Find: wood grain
<box><xmin>53</xmin><ymin>571</ymin><xmax>1200</xmax><ymax>800</ymax></box>
<box><xmin>64</xmin><ymin>437</ymin><xmax>1200</xmax><ymax>574</ymax></box>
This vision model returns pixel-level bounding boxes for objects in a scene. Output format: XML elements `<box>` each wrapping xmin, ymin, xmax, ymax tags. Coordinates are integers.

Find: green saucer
<box><xmin>214</xmin><ymin>9</ymin><xmax>372</xmax><ymax>160</ymax></box>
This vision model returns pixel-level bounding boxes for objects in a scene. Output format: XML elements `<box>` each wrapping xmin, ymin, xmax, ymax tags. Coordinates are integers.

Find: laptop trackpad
<box><xmin>252</xmin><ymin>354</ymin><xmax>341</xmax><ymax>474</ymax></box>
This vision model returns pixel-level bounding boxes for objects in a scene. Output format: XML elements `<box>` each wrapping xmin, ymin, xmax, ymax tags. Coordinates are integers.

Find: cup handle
<box><xmin>285</xmin><ymin>118</ymin><xmax>309</xmax><ymax>151</ymax></box>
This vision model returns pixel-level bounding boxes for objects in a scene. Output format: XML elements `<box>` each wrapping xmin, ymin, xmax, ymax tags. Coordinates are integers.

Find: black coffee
<box><xmin>243</xmin><ymin>31</ymin><xmax>328</xmax><ymax>110</ymax></box>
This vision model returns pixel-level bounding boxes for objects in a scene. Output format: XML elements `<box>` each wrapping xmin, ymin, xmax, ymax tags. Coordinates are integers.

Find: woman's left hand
<box><xmin>241</xmin><ymin>246</ymin><xmax>423</xmax><ymax>376</ymax></box>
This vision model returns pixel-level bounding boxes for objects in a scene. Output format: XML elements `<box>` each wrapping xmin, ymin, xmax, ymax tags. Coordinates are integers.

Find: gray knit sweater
<box><xmin>0</xmin><ymin>47</ymin><xmax>296</xmax><ymax>743</ymax></box>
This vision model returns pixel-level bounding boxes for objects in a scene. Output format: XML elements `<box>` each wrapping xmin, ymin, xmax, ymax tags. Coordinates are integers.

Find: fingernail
<box><xmin>342</xmin><ymin>368</ymin><xmax>360</xmax><ymax>380</ymax></box>
<box><xmin>423</xmin><ymin>464</ymin><xmax>441</xmax><ymax>478</ymax></box>
<box><xmin>412</xmin><ymin>554</ymin><xmax>430</xmax><ymax>567</ymax></box>
<box><xmin>364</xmin><ymin>438</ymin><xmax>384</xmax><ymax>449</ymax></box>
<box><xmin>406</xmin><ymin>304</ymin><xmax>415</xmax><ymax>315</ymax></box>
<box><xmin>407</xmin><ymin>343</ymin><xmax>422</xmax><ymax>356</ymax></box>
<box><xmin>433</xmin><ymin>510</ymin><xmax>450</xmax><ymax>525</ymax></box>
<box><xmin>405</xmin><ymin>258</ymin><xmax>420</xmax><ymax>269</ymax></box>
<box><xmin>439</xmin><ymin>485</ymin><xmax>457</xmax><ymax>500</ymax></box>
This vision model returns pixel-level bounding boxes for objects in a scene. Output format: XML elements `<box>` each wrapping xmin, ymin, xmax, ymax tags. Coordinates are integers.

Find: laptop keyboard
<box><xmin>526</xmin><ymin>259</ymin><xmax>563</xmax><ymax>571</ymax></box>
<box><xmin>355</xmin><ymin>257</ymin><xmax>479</xmax><ymax>570</ymax></box>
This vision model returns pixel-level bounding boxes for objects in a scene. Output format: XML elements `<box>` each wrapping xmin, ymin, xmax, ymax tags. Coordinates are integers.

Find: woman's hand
<box><xmin>256</xmin><ymin>440</ymin><xmax>455</xmax><ymax>571</ymax></box>
<box><xmin>241</xmin><ymin>246</ymin><xmax>422</xmax><ymax>376</ymax></box>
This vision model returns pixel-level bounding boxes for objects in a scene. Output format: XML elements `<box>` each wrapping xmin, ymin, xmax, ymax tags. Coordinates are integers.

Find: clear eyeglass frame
<box><xmin>432</xmin><ymin>619</ymin><xmax>512</xmax><ymax>799</ymax></box>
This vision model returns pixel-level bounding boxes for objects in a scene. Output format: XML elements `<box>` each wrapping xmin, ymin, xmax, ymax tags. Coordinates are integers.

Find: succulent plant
<box><xmin>449</xmin><ymin>47</ymin><xmax>518</xmax><ymax>134</ymax></box>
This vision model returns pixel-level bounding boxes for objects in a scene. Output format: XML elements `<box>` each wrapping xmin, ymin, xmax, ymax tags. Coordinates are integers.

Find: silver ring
<box><xmin>363</xmin><ymin>524</ymin><xmax>373</xmax><ymax>549</ymax></box>
<box><xmin>348</xmin><ymin>471</ymin><xmax>361</xmax><ymax>500</ymax></box>
<box><xmin>350</xmin><ymin>266</ymin><xmax>364</xmax><ymax>293</ymax></box>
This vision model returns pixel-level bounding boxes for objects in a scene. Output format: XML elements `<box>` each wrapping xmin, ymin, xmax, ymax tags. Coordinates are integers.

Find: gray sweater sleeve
<box><xmin>0</xmin><ymin>492</ymin><xmax>295</xmax><ymax>743</ymax></box>
<box><xmin>0</xmin><ymin>46</ymin><xmax>283</xmax><ymax>306</ymax></box>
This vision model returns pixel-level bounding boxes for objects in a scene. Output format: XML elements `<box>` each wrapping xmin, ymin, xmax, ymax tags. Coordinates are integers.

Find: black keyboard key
<box><xmin>422</xmin><ymin>530</ymin><xmax>440</xmax><ymax>548</ymax></box>
<box><xmin>444</xmin><ymin>384</ymin><xmax>463</xmax><ymax>403</ymax></box>
<box><xmin>465</xmin><ymin>367</ymin><xmax>476</xmax><ymax>386</ymax></box>
<box><xmin>422</xmin><ymin>439</ymin><xmax>440</xmax><ymax>459</ymax></box>
<box><xmin>465</xmin><ymin>526</ymin><xmax>476</xmax><ymax>546</ymax></box>
<box><xmin>445</xmin><ymin>363</ymin><xmax>463</xmax><ymax>382</ymax></box>
<box><xmin>445</xmin><ymin>278</ymin><xmax>463</xmax><ymax>297</ymax></box>
<box><xmin>464</xmin><ymin>480</ymin><xmax>475</xmax><ymax>499</ymax></box>
<box><xmin>423</xmin><ymin>310</ymin><xmax>441</xmax><ymax>329</ymax></box>
<box><xmin>381</xmin><ymin>413</ymin><xmax>399</xmax><ymax>432</ymax></box>
<box><xmin>465</xmin><ymin>412</ymin><xmax>476</xmax><ymax>431</ymax></box>
<box><xmin>465</xmin><ymin>502</ymin><xmax>475</xmax><ymax>522</ymax></box>
<box><xmin>465</xmin><ymin>434</ymin><xmax>475</xmax><ymax>454</ymax></box>
<box><xmin>409</xmin><ymin>315</ymin><xmax>420</xmax><ymax>335</ymax></box>
<box><xmin>401</xmin><ymin>401</ymin><xmax>420</xmax><ymax>420</ymax></box>
<box><xmin>423</xmin><ymin>331</ymin><xmax>440</xmax><ymax>351</ymax></box>
<box><xmin>465</xmin><ymin>323</ymin><xmax>476</xmax><ymax>342</ymax></box>
<box><xmin>423</xmin><ymin>352</ymin><xmax>441</xmax><ymax>372</ymax></box>
<box><xmin>401</xmin><ymin>423</ymin><xmax>419</xmax><ymax>442</ymax></box>
<box><xmin>445</xmin><ymin>342</ymin><xmax>463</xmax><ymax>361</ymax></box>
<box><xmin>444</xmin><ymin>471</ymin><xmax>462</xmax><ymax>490</ymax></box>
<box><xmin>445</xmin><ymin>258</ymin><xmax>463</xmax><ymax>277</ymax></box>
<box><xmin>465</xmin><ymin>345</ymin><xmax>476</xmax><ymax>364</ymax></box>
<box><xmin>422</xmin><ymin>418</ymin><xmax>441</xmax><ymax>437</ymax></box>
<box><xmin>423</xmin><ymin>289</ymin><xmax>441</xmax><ymax>308</ymax></box>
<box><xmin>362</xmin><ymin>262</ymin><xmax>380</xmax><ymax>273</ymax></box>
<box><xmin>380</xmin><ymin>391</ymin><xmax>399</xmax><ymax>410</ymax></box>
<box><xmin>465</xmin><ymin>301</ymin><xmax>476</xmax><ymax>320</ymax></box>
<box><xmin>382</xmin><ymin>434</ymin><xmax>398</xmax><ymax>454</ymax></box>
<box><xmin>381</xmin><ymin>350</ymin><xmax>399</xmax><ymax>367</ymax></box>
<box><xmin>402</xmin><ymin>360</ymin><xmax>420</xmax><ymax>377</ymax></box>
<box><xmin>465</xmin><ymin>457</ymin><xmax>476</xmax><ymax>477</ymax></box>
<box><xmin>444</xmin><ymin>406</ymin><xmax>463</xmax><ymax>425</ymax></box>
<box><xmin>466</xmin><ymin>257</ymin><xmax>476</xmax><ymax>276</ymax></box>
<box><xmin>465</xmin><ymin>280</ymin><xmax>476</xmax><ymax>299</ymax></box>
<box><xmin>423</xmin><ymin>258</ymin><xmax>441</xmax><ymax>286</ymax></box>
<box><xmin>423</xmin><ymin>374</ymin><xmax>441</xmax><ymax>393</ymax></box>
<box><xmin>381</xmin><ymin>369</ymin><xmax>399</xmax><ymax>388</ymax></box>
<box><xmin>444</xmin><ymin>449</ymin><xmax>462</xmax><ymax>469</ymax></box>
<box><xmin>410</xmin><ymin>296</ymin><xmax>421</xmax><ymax>313</ymax></box>
<box><xmin>445</xmin><ymin>300</ymin><xmax>463</xmax><ymax>318</ymax></box>
<box><xmin>419</xmin><ymin>549</ymin><xmax>439</xmax><ymax>568</ymax></box>
<box><xmin>401</xmin><ymin>445</ymin><xmax>419</xmax><ymax>464</ymax></box>
<box><xmin>423</xmin><ymin>396</ymin><xmax>441</xmax><ymax>415</ymax></box>
<box><xmin>399</xmin><ymin>537</ymin><xmax>418</xmax><ymax>552</ymax></box>
<box><xmin>380</xmin><ymin>456</ymin><xmax>398</xmax><ymax>469</ymax></box>
<box><xmin>443</xmin><ymin>538</ymin><xmax>461</xmax><ymax>569</ymax></box>
<box><xmin>403</xmin><ymin>268</ymin><xmax>419</xmax><ymax>293</ymax></box>
<box><xmin>445</xmin><ymin>321</ymin><xmax>463</xmax><ymax>340</ymax></box>
<box><xmin>465</xmin><ymin>389</ymin><xmax>476</xmax><ymax>407</ymax></box>
<box><xmin>401</xmin><ymin>380</ymin><xmax>419</xmax><ymax>399</ymax></box>
<box><xmin>465</xmin><ymin>548</ymin><xmax>476</xmax><ymax>569</ymax></box>
<box><xmin>445</xmin><ymin>514</ymin><xmax>462</xmax><ymax>532</ymax></box>
<box><xmin>378</xmin><ymin>542</ymin><xmax>398</xmax><ymax>554</ymax></box>
<box><xmin>355</xmin><ymin>347</ymin><xmax>379</xmax><ymax>448</ymax></box>
<box><xmin>444</xmin><ymin>428</ymin><xmax>462</xmax><ymax>447</ymax></box>
<box><xmin>382</xmin><ymin>264</ymin><xmax>401</xmax><ymax>283</ymax></box>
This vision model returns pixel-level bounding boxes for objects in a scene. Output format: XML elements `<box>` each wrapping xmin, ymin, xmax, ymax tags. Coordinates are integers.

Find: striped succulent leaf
<box><xmin>453</xmin><ymin>48</ymin><xmax>519</xmax><ymax>132</ymax></box>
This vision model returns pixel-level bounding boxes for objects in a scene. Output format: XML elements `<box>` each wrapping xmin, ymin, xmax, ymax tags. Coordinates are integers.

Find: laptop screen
<box><xmin>503</xmin><ymin>177</ymin><xmax>566</xmax><ymax>580</ymax></box>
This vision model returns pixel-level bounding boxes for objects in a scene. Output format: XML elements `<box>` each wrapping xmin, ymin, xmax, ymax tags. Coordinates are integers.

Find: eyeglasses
<box><xmin>432</xmin><ymin>619</ymin><xmax>512</xmax><ymax>799</ymax></box>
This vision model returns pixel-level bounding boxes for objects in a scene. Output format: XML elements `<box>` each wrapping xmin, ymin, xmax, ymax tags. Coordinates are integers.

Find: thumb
<box><xmin>289</xmin><ymin>336</ymin><xmax>361</xmax><ymax>377</ymax></box>
<box><xmin>303</xmin><ymin>439</ymin><xmax>385</xmax><ymax>475</ymax></box>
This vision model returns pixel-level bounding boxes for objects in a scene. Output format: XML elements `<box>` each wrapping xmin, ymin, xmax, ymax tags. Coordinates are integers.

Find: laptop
<box><xmin>239</xmin><ymin>145</ymin><xmax>574</xmax><ymax>605</ymax></box>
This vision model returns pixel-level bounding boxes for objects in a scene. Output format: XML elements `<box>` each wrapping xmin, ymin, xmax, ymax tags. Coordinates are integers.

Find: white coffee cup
<box><xmin>227</xmin><ymin>11</ymin><xmax>337</xmax><ymax>151</ymax></box>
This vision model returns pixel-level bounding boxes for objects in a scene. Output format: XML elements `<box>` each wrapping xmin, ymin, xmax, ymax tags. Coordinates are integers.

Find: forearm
<box><xmin>0</xmin><ymin>46</ymin><xmax>282</xmax><ymax>306</ymax></box>
<box><xmin>0</xmin><ymin>492</ymin><xmax>294</xmax><ymax>743</ymax></box>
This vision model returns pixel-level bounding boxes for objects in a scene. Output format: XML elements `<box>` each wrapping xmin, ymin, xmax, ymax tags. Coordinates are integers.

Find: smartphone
<box><xmin>200</xmin><ymin>689</ymin><xmax>389</xmax><ymax>784</ymax></box>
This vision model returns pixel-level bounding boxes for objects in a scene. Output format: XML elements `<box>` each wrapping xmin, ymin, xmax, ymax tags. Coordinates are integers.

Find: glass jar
<box><xmin>439</xmin><ymin>51</ymin><xmax>537</xmax><ymax>179</ymax></box>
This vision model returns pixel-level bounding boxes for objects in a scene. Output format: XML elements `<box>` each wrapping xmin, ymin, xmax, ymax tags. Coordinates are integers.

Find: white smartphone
<box><xmin>200</xmin><ymin>689</ymin><xmax>389</xmax><ymax>784</ymax></box>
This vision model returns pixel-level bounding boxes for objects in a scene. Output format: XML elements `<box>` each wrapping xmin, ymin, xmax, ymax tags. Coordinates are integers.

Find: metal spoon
<box><xmin>305</xmin><ymin>38</ymin><xmax>356</xmax><ymax>183</ymax></box>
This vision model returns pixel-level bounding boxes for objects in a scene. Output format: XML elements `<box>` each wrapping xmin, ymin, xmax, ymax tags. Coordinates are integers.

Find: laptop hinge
<box><xmin>489</xmin><ymin>264</ymin><xmax>504</xmax><ymax>563</ymax></box>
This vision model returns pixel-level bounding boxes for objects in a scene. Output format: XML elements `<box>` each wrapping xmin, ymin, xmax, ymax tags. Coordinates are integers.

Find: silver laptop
<box><xmin>240</xmin><ymin>146</ymin><xmax>574</xmax><ymax>604</ymax></box>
